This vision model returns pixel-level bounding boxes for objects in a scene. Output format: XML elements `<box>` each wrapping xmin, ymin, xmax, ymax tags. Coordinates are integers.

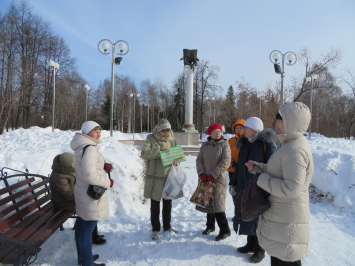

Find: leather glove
<box><xmin>229</xmin><ymin>186</ymin><xmax>236</xmax><ymax>196</ymax></box>
<box><xmin>199</xmin><ymin>173</ymin><xmax>208</xmax><ymax>183</ymax></box>
<box><xmin>104</xmin><ymin>163</ymin><xmax>114</xmax><ymax>172</ymax></box>
<box><xmin>110</xmin><ymin>179</ymin><xmax>114</xmax><ymax>187</ymax></box>
<box><xmin>207</xmin><ymin>175</ymin><xmax>214</xmax><ymax>182</ymax></box>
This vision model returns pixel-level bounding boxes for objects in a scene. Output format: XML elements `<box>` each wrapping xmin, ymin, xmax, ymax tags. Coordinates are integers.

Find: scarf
<box><xmin>247</xmin><ymin>131</ymin><xmax>261</xmax><ymax>143</ymax></box>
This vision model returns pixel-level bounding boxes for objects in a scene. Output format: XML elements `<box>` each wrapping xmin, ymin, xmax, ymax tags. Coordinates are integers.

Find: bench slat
<box><xmin>0</xmin><ymin>186</ymin><xmax>50</xmax><ymax>219</ymax></box>
<box><xmin>0</xmin><ymin>194</ymin><xmax>51</xmax><ymax>232</ymax></box>
<box><xmin>1</xmin><ymin>209</ymin><xmax>73</xmax><ymax>264</ymax></box>
<box><xmin>0</xmin><ymin>178</ymin><xmax>35</xmax><ymax>196</ymax></box>
<box><xmin>0</xmin><ymin>203</ymin><xmax>54</xmax><ymax>238</ymax></box>
<box><xmin>0</xmin><ymin>203</ymin><xmax>55</xmax><ymax>262</ymax></box>
<box><xmin>0</xmin><ymin>179</ymin><xmax>49</xmax><ymax>207</ymax></box>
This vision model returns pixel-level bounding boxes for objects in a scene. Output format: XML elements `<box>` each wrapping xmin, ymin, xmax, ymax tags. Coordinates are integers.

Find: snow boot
<box><xmin>249</xmin><ymin>237</ymin><xmax>265</xmax><ymax>263</ymax></box>
<box><xmin>164</xmin><ymin>228</ymin><xmax>178</xmax><ymax>234</ymax></box>
<box><xmin>92</xmin><ymin>236</ymin><xmax>107</xmax><ymax>245</ymax></box>
<box><xmin>237</xmin><ymin>235</ymin><xmax>255</xmax><ymax>254</ymax></box>
<box><xmin>93</xmin><ymin>263</ymin><xmax>105</xmax><ymax>266</ymax></box>
<box><xmin>202</xmin><ymin>227</ymin><xmax>215</xmax><ymax>235</ymax></box>
<box><xmin>152</xmin><ymin>231</ymin><xmax>160</xmax><ymax>240</ymax></box>
<box><xmin>215</xmin><ymin>231</ymin><xmax>231</xmax><ymax>241</ymax></box>
<box><xmin>78</xmin><ymin>254</ymin><xmax>99</xmax><ymax>265</ymax></box>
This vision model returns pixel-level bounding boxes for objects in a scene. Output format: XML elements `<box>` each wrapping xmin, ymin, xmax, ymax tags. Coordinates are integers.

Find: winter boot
<box><xmin>249</xmin><ymin>237</ymin><xmax>265</xmax><ymax>263</ymax></box>
<box><xmin>152</xmin><ymin>231</ymin><xmax>160</xmax><ymax>240</ymax></box>
<box><xmin>237</xmin><ymin>235</ymin><xmax>256</xmax><ymax>254</ymax></box>
<box><xmin>93</xmin><ymin>263</ymin><xmax>105</xmax><ymax>266</ymax></box>
<box><xmin>78</xmin><ymin>254</ymin><xmax>99</xmax><ymax>265</ymax></box>
<box><xmin>202</xmin><ymin>227</ymin><xmax>215</xmax><ymax>235</ymax></box>
<box><xmin>164</xmin><ymin>228</ymin><xmax>178</xmax><ymax>234</ymax></box>
<box><xmin>215</xmin><ymin>231</ymin><xmax>231</xmax><ymax>241</ymax></box>
<box><xmin>92</xmin><ymin>236</ymin><xmax>107</xmax><ymax>245</ymax></box>
<box><xmin>214</xmin><ymin>212</ymin><xmax>231</xmax><ymax>241</ymax></box>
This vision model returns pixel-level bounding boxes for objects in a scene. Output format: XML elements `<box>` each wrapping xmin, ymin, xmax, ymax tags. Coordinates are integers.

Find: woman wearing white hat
<box><xmin>230</xmin><ymin>117</ymin><xmax>276</xmax><ymax>263</ymax></box>
<box><xmin>70</xmin><ymin>121</ymin><xmax>114</xmax><ymax>266</ymax></box>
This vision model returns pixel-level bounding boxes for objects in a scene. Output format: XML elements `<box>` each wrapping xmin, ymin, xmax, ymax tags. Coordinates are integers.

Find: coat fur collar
<box><xmin>206</xmin><ymin>136</ymin><xmax>227</xmax><ymax>146</ymax></box>
<box><xmin>236</xmin><ymin>128</ymin><xmax>276</xmax><ymax>149</ymax></box>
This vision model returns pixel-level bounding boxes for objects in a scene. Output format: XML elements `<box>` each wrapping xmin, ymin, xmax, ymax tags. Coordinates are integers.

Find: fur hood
<box><xmin>236</xmin><ymin>128</ymin><xmax>276</xmax><ymax>149</ymax></box>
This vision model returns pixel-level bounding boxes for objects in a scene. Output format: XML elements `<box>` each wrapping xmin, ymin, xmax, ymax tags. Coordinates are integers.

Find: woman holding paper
<box><xmin>196</xmin><ymin>123</ymin><xmax>232</xmax><ymax>241</ymax></box>
<box><xmin>141</xmin><ymin>119</ymin><xmax>178</xmax><ymax>240</ymax></box>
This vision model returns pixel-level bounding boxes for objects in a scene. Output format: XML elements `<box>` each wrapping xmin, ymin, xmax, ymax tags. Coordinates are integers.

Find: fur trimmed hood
<box><xmin>236</xmin><ymin>128</ymin><xmax>276</xmax><ymax>149</ymax></box>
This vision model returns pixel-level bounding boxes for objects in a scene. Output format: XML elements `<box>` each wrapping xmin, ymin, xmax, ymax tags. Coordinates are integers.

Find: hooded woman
<box><xmin>229</xmin><ymin>117</ymin><xmax>276</xmax><ymax>263</ymax></box>
<box><xmin>246</xmin><ymin>102</ymin><xmax>314</xmax><ymax>266</ymax></box>
<box><xmin>141</xmin><ymin>119</ymin><xmax>178</xmax><ymax>240</ymax></box>
<box><xmin>196</xmin><ymin>123</ymin><xmax>232</xmax><ymax>241</ymax></box>
<box><xmin>227</xmin><ymin>119</ymin><xmax>245</xmax><ymax>181</ymax></box>
<box><xmin>70</xmin><ymin>121</ymin><xmax>114</xmax><ymax>266</ymax></box>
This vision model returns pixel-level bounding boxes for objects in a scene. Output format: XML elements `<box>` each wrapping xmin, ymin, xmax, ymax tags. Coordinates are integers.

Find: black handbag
<box><xmin>82</xmin><ymin>145</ymin><xmax>110</xmax><ymax>200</ymax></box>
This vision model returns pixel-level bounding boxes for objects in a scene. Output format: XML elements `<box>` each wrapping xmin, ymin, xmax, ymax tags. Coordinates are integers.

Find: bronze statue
<box><xmin>180</xmin><ymin>49</ymin><xmax>199</xmax><ymax>69</ymax></box>
<box><xmin>174</xmin><ymin>88</ymin><xmax>184</xmax><ymax>129</ymax></box>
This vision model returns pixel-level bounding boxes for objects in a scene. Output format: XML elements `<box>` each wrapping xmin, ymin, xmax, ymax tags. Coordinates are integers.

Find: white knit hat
<box><xmin>81</xmin><ymin>121</ymin><xmax>101</xmax><ymax>134</ymax></box>
<box><xmin>244</xmin><ymin>117</ymin><xmax>264</xmax><ymax>133</ymax></box>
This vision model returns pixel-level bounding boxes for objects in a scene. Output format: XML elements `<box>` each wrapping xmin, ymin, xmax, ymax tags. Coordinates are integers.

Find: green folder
<box><xmin>158</xmin><ymin>145</ymin><xmax>186</xmax><ymax>167</ymax></box>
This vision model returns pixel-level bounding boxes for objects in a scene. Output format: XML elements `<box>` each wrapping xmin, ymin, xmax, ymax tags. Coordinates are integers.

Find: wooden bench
<box><xmin>0</xmin><ymin>167</ymin><xmax>74</xmax><ymax>266</ymax></box>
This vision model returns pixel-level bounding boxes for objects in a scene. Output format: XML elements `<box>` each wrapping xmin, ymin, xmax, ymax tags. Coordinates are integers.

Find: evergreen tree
<box><xmin>225</xmin><ymin>85</ymin><xmax>237</xmax><ymax>133</ymax></box>
<box><xmin>101</xmin><ymin>94</ymin><xmax>116</xmax><ymax>130</ymax></box>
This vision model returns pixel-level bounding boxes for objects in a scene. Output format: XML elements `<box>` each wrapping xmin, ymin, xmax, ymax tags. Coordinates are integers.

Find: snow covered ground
<box><xmin>0</xmin><ymin>128</ymin><xmax>355</xmax><ymax>265</ymax></box>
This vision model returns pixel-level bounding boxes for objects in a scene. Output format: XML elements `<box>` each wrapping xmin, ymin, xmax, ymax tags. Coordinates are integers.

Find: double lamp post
<box><xmin>98</xmin><ymin>39</ymin><xmax>130</xmax><ymax>137</ymax></box>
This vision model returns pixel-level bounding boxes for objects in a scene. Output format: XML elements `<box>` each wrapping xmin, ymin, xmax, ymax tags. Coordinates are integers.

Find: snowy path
<box><xmin>31</xmin><ymin>156</ymin><xmax>355</xmax><ymax>266</ymax></box>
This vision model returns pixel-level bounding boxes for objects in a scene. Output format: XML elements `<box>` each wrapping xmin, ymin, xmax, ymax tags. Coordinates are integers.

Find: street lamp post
<box><xmin>269</xmin><ymin>50</ymin><xmax>297</xmax><ymax>106</ymax></box>
<box><xmin>49</xmin><ymin>59</ymin><xmax>59</xmax><ymax>133</ymax></box>
<box><xmin>212</xmin><ymin>97</ymin><xmax>216</xmax><ymax>123</ymax></box>
<box><xmin>306</xmin><ymin>74</ymin><xmax>318</xmax><ymax>140</ymax></box>
<box><xmin>257</xmin><ymin>93</ymin><xmax>264</xmax><ymax>118</ymax></box>
<box><xmin>98</xmin><ymin>39</ymin><xmax>130</xmax><ymax>137</ymax></box>
<box><xmin>84</xmin><ymin>84</ymin><xmax>90</xmax><ymax>121</ymax></box>
<box><xmin>129</xmin><ymin>93</ymin><xmax>140</xmax><ymax>141</ymax></box>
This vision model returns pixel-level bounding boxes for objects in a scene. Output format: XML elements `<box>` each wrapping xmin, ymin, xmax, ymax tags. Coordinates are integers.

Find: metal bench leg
<box><xmin>72</xmin><ymin>219</ymin><xmax>77</xmax><ymax>230</ymax></box>
<box><xmin>60</xmin><ymin>224</ymin><xmax>64</xmax><ymax>231</ymax></box>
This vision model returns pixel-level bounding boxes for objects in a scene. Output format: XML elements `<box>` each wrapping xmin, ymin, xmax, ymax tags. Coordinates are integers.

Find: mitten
<box><xmin>104</xmin><ymin>163</ymin><xmax>113</xmax><ymax>172</ymax></box>
<box><xmin>199</xmin><ymin>173</ymin><xmax>208</xmax><ymax>183</ymax></box>
<box><xmin>110</xmin><ymin>179</ymin><xmax>114</xmax><ymax>187</ymax></box>
<box><xmin>207</xmin><ymin>175</ymin><xmax>214</xmax><ymax>182</ymax></box>
<box><xmin>229</xmin><ymin>186</ymin><xmax>236</xmax><ymax>196</ymax></box>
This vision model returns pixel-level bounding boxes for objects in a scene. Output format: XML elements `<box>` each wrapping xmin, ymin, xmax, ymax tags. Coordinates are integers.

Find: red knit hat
<box><xmin>206</xmin><ymin>123</ymin><xmax>223</xmax><ymax>135</ymax></box>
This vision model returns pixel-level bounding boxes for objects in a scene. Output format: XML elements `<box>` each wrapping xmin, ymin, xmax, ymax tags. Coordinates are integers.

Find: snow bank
<box><xmin>0</xmin><ymin>126</ymin><xmax>149</xmax><ymax>219</ymax></box>
<box><xmin>308</xmin><ymin>133</ymin><xmax>355</xmax><ymax>209</ymax></box>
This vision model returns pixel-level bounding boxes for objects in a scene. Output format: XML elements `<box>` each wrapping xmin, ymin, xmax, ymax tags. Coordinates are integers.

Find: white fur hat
<box><xmin>81</xmin><ymin>121</ymin><xmax>101</xmax><ymax>134</ymax></box>
<box><xmin>244</xmin><ymin>117</ymin><xmax>264</xmax><ymax>133</ymax></box>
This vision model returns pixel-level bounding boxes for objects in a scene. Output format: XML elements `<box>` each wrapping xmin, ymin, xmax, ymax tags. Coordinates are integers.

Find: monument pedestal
<box><xmin>174</xmin><ymin>130</ymin><xmax>199</xmax><ymax>146</ymax></box>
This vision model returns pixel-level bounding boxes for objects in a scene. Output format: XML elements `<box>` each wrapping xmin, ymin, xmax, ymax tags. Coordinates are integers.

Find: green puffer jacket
<box><xmin>141</xmin><ymin>127</ymin><xmax>177</xmax><ymax>201</ymax></box>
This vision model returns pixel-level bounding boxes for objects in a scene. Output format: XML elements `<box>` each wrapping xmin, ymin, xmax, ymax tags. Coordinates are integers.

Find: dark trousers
<box><xmin>206</xmin><ymin>212</ymin><xmax>230</xmax><ymax>233</ymax></box>
<box><xmin>75</xmin><ymin>217</ymin><xmax>97</xmax><ymax>266</ymax></box>
<box><xmin>151</xmin><ymin>199</ymin><xmax>172</xmax><ymax>231</ymax></box>
<box><xmin>271</xmin><ymin>257</ymin><xmax>302</xmax><ymax>266</ymax></box>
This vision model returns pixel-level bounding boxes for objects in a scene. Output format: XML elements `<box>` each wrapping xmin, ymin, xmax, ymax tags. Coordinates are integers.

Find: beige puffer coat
<box><xmin>196</xmin><ymin>137</ymin><xmax>231</xmax><ymax>213</ymax></box>
<box><xmin>141</xmin><ymin>127</ymin><xmax>177</xmax><ymax>201</ymax></box>
<box><xmin>70</xmin><ymin>133</ymin><xmax>111</xmax><ymax>221</ymax></box>
<box><xmin>254</xmin><ymin>102</ymin><xmax>314</xmax><ymax>262</ymax></box>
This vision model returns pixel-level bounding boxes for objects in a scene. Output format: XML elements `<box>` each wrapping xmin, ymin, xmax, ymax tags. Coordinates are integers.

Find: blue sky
<box><xmin>1</xmin><ymin>0</ymin><xmax>354</xmax><ymax>95</ymax></box>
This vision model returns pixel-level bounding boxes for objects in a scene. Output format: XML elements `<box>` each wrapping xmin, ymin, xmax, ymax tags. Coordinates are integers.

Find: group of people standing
<box><xmin>49</xmin><ymin>101</ymin><xmax>313</xmax><ymax>266</ymax></box>
<box><xmin>142</xmin><ymin>102</ymin><xmax>314</xmax><ymax>266</ymax></box>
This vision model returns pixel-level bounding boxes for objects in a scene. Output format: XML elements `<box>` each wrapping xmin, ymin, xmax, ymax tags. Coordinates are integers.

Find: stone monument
<box><xmin>174</xmin><ymin>49</ymin><xmax>200</xmax><ymax>146</ymax></box>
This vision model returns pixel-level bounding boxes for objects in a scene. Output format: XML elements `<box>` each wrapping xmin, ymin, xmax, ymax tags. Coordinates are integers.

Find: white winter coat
<box><xmin>70</xmin><ymin>133</ymin><xmax>111</xmax><ymax>221</ymax></box>
<box><xmin>254</xmin><ymin>102</ymin><xmax>314</xmax><ymax>262</ymax></box>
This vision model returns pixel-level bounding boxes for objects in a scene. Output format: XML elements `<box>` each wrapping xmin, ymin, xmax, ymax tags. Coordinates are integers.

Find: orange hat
<box><xmin>232</xmin><ymin>119</ymin><xmax>245</xmax><ymax>131</ymax></box>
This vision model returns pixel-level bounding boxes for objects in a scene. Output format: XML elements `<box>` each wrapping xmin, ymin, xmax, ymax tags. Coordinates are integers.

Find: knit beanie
<box><xmin>81</xmin><ymin>121</ymin><xmax>101</xmax><ymax>134</ymax></box>
<box><xmin>156</xmin><ymin>119</ymin><xmax>172</xmax><ymax>132</ymax></box>
<box><xmin>244</xmin><ymin>117</ymin><xmax>264</xmax><ymax>133</ymax></box>
<box><xmin>232</xmin><ymin>119</ymin><xmax>245</xmax><ymax>131</ymax></box>
<box><xmin>59</xmin><ymin>152</ymin><xmax>74</xmax><ymax>166</ymax></box>
<box><xmin>206</xmin><ymin>123</ymin><xmax>223</xmax><ymax>135</ymax></box>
